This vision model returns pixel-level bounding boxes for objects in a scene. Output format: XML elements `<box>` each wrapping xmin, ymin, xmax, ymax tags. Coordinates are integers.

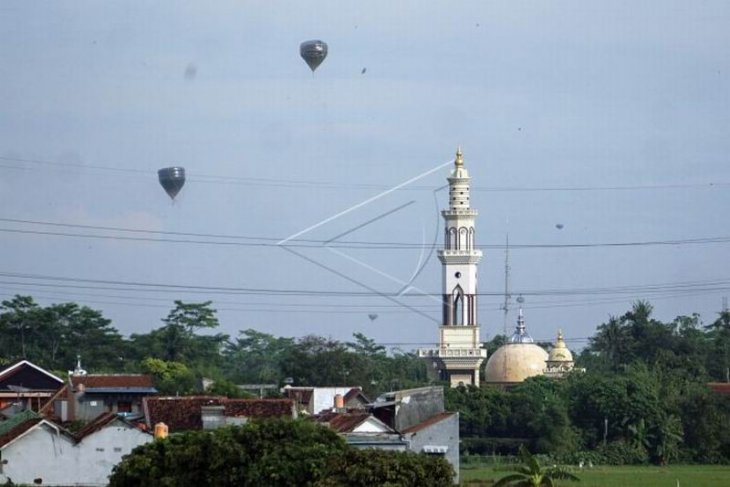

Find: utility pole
<box><xmin>501</xmin><ymin>233</ymin><xmax>511</xmax><ymax>337</ymax></box>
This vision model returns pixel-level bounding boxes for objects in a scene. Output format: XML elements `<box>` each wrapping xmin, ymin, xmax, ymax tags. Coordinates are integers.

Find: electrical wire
<box><xmin>2</xmin><ymin>217</ymin><xmax>730</xmax><ymax>250</ymax></box>
<box><xmin>2</xmin><ymin>155</ymin><xmax>728</xmax><ymax>193</ymax></box>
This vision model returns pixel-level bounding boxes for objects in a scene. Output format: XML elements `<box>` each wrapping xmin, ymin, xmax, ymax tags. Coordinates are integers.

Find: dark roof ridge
<box><xmin>400</xmin><ymin>411</ymin><xmax>456</xmax><ymax>434</ymax></box>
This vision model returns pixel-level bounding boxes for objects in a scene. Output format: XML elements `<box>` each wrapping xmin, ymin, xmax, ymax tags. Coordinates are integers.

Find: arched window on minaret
<box><xmin>469</xmin><ymin>227</ymin><xmax>475</xmax><ymax>250</ymax></box>
<box><xmin>453</xmin><ymin>286</ymin><xmax>464</xmax><ymax>326</ymax></box>
<box><xmin>459</xmin><ymin>227</ymin><xmax>468</xmax><ymax>250</ymax></box>
<box><xmin>448</xmin><ymin>227</ymin><xmax>457</xmax><ymax>250</ymax></box>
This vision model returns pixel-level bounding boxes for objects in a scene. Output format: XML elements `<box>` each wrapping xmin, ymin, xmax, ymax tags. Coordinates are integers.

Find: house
<box><xmin>313</xmin><ymin>386</ymin><xmax>460</xmax><ymax>484</ymax></box>
<box><xmin>0</xmin><ymin>360</ymin><xmax>64</xmax><ymax>413</ymax></box>
<box><xmin>313</xmin><ymin>410</ymin><xmax>395</xmax><ymax>435</ymax></box>
<box><xmin>371</xmin><ymin>386</ymin><xmax>446</xmax><ymax>432</ymax></box>
<box><xmin>401</xmin><ymin>411</ymin><xmax>460</xmax><ymax>478</ymax></box>
<box><xmin>73</xmin><ymin>412</ymin><xmax>154</xmax><ymax>485</ymax></box>
<box><xmin>0</xmin><ymin>410</ymin><xmax>151</xmax><ymax>486</ymax></box>
<box><xmin>63</xmin><ymin>373</ymin><xmax>158</xmax><ymax>422</ymax></box>
<box><xmin>281</xmin><ymin>386</ymin><xmax>370</xmax><ymax>415</ymax></box>
<box><xmin>143</xmin><ymin>396</ymin><xmax>296</xmax><ymax>432</ymax></box>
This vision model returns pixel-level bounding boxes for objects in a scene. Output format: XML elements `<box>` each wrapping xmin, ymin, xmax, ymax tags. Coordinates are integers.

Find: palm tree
<box><xmin>494</xmin><ymin>445</ymin><xmax>580</xmax><ymax>487</ymax></box>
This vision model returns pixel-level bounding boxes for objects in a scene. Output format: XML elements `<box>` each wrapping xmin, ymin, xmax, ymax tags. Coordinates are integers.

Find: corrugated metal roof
<box><xmin>71</xmin><ymin>374</ymin><xmax>155</xmax><ymax>388</ymax></box>
<box><xmin>82</xmin><ymin>387</ymin><xmax>158</xmax><ymax>394</ymax></box>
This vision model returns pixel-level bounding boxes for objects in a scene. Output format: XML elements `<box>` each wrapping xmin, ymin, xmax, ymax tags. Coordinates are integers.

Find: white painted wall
<box><xmin>0</xmin><ymin>419</ymin><xmax>152</xmax><ymax>486</ymax></box>
<box><xmin>0</xmin><ymin>422</ymin><xmax>78</xmax><ymax>486</ymax></box>
<box><xmin>311</xmin><ymin>387</ymin><xmax>356</xmax><ymax>415</ymax></box>
<box><xmin>75</xmin><ymin>421</ymin><xmax>153</xmax><ymax>485</ymax></box>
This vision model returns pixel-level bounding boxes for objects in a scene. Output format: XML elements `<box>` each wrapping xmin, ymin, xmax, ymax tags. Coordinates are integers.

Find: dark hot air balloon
<box><xmin>300</xmin><ymin>40</ymin><xmax>328</xmax><ymax>72</ymax></box>
<box><xmin>368</xmin><ymin>314</ymin><xmax>378</xmax><ymax>321</ymax></box>
<box><xmin>158</xmin><ymin>167</ymin><xmax>186</xmax><ymax>200</ymax></box>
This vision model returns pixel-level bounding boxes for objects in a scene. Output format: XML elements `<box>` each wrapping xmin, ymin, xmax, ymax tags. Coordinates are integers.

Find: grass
<box><xmin>460</xmin><ymin>464</ymin><xmax>730</xmax><ymax>486</ymax></box>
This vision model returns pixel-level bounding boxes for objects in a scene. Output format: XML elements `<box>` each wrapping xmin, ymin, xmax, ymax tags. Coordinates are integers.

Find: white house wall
<box><xmin>76</xmin><ymin>423</ymin><xmax>153</xmax><ymax>485</ymax></box>
<box><xmin>0</xmin><ymin>421</ymin><xmax>151</xmax><ymax>487</ymax></box>
<box><xmin>406</xmin><ymin>414</ymin><xmax>460</xmax><ymax>485</ymax></box>
<box><xmin>312</xmin><ymin>387</ymin><xmax>354</xmax><ymax>415</ymax></box>
<box><xmin>0</xmin><ymin>424</ymin><xmax>77</xmax><ymax>486</ymax></box>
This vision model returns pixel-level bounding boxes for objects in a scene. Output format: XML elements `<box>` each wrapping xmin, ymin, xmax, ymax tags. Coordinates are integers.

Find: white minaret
<box><xmin>419</xmin><ymin>148</ymin><xmax>487</xmax><ymax>387</ymax></box>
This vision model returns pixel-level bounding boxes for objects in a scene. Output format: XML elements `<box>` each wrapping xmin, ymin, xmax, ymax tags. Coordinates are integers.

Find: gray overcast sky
<box><xmin>1</xmin><ymin>1</ymin><xmax>729</xmax><ymax>350</ymax></box>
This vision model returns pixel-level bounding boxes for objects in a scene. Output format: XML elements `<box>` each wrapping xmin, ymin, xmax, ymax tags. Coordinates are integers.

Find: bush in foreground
<box><xmin>109</xmin><ymin>419</ymin><xmax>454</xmax><ymax>487</ymax></box>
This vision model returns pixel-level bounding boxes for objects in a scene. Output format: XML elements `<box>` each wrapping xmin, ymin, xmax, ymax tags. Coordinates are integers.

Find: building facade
<box><xmin>419</xmin><ymin>148</ymin><xmax>487</xmax><ymax>387</ymax></box>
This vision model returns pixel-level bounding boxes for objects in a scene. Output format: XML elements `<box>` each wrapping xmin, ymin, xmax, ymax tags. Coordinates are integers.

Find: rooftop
<box><xmin>71</xmin><ymin>374</ymin><xmax>155</xmax><ymax>389</ymax></box>
<box><xmin>144</xmin><ymin>396</ymin><xmax>294</xmax><ymax>431</ymax></box>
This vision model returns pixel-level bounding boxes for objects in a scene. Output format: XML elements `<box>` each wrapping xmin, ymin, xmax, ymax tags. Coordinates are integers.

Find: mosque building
<box><xmin>419</xmin><ymin>148</ymin><xmax>579</xmax><ymax>387</ymax></box>
<box><xmin>544</xmin><ymin>330</ymin><xmax>577</xmax><ymax>379</ymax></box>
<box><xmin>484</xmin><ymin>308</ymin><xmax>548</xmax><ymax>386</ymax></box>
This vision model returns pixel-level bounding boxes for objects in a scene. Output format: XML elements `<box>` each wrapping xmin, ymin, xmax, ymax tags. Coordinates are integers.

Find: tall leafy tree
<box><xmin>0</xmin><ymin>295</ymin><xmax>41</xmax><ymax>359</ymax></box>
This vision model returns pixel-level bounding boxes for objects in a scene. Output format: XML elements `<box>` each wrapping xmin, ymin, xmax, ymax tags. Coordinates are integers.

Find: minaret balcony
<box><xmin>418</xmin><ymin>347</ymin><xmax>487</xmax><ymax>359</ymax></box>
<box><xmin>442</xmin><ymin>209</ymin><xmax>478</xmax><ymax>217</ymax></box>
<box><xmin>438</xmin><ymin>250</ymin><xmax>482</xmax><ymax>264</ymax></box>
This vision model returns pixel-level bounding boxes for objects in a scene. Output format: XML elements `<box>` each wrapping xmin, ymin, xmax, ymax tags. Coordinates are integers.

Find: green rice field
<box><xmin>460</xmin><ymin>464</ymin><xmax>730</xmax><ymax>486</ymax></box>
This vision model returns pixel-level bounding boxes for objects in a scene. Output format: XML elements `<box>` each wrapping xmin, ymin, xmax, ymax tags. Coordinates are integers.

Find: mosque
<box><xmin>419</xmin><ymin>149</ymin><xmax>577</xmax><ymax>387</ymax></box>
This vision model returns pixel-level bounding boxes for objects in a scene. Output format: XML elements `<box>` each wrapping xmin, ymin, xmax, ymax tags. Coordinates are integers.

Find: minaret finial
<box><xmin>455</xmin><ymin>146</ymin><xmax>463</xmax><ymax>167</ymax></box>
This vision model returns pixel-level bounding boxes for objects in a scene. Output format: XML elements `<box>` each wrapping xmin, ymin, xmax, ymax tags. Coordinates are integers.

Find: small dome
<box><xmin>484</xmin><ymin>342</ymin><xmax>548</xmax><ymax>384</ymax></box>
<box><xmin>548</xmin><ymin>330</ymin><xmax>573</xmax><ymax>363</ymax></box>
<box><xmin>484</xmin><ymin>308</ymin><xmax>547</xmax><ymax>384</ymax></box>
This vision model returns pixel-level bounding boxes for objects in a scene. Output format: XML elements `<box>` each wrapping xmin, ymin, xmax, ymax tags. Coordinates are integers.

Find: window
<box><xmin>453</xmin><ymin>287</ymin><xmax>464</xmax><ymax>326</ymax></box>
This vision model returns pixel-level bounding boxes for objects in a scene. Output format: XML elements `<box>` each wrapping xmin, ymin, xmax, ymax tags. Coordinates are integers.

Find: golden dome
<box><xmin>484</xmin><ymin>342</ymin><xmax>549</xmax><ymax>384</ymax></box>
<box><xmin>548</xmin><ymin>329</ymin><xmax>573</xmax><ymax>363</ymax></box>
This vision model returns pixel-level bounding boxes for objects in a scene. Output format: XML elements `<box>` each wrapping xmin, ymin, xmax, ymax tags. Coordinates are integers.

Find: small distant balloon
<box><xmin>158</xmin><ymin>167</ymin><xmax>186</xmax><ymax>200</ymax></box>
<box><xmin>368</xmin><ymin>314</ymin><xmax>378</xmax><ymax>321</ymax></box>
<box><xmin>361</xmin><ymin>67</ymin><xmax>367</xmax><ymax>74</ymax></box>
<box><xmin>184</xmin><ymin>63</ymin><xmax>197</xmax><ymax>80</ymax></box>
<box><xmin>300</xmin><ymin>40</ymin><xmax>328</xmax><ymax>72</ymax></box>
<box><xmin>555</xmin><ymin>223</ymin><xmax>564</xmax><ymax>230</ymax></box>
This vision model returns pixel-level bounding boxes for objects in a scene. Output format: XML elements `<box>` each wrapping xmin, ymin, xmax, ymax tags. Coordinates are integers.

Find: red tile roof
<box><xmin>343</xmin><ymin>387</ymin><xmax>368</xmax><ymax>404</ymax></box>
<box><xmin>74</xmin><ymin>412</ymin><xmax>148</xmax><ymax>440</ymax></box>
<box><xmin>144</xmin><ymin>396</ymin><xmax>295</xmax><ymax>431</ymax></box>
<box><xmin>708</xmin><ymin>382</ymin><xmax>730</xmax><ymax>394</ymax></box>
<box><xmin>71</xmin><ymin>374</ymin><xmax>155</xmax><ymax>389</ymax></box>
<box><xmin>314</xmin><ymin>411</ymin><xmax>372</xmax><ymax>433</ymax></box>
<box><xmin>0</xmin><ymin>418</ymin><xmax>43</xmax><ymax>448</ymax></box>
<box><xmin>400</xmin><ymin>412</ymin><xmax>456</xmax><ymax>434</ymax></box>
<box><xmin>224</xmin><ymin>399</ymin><xmax>295</xmax><ymax>418</ymax></box>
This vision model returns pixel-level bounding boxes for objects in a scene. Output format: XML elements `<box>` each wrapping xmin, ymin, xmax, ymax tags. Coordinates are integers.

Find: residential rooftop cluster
<box><xmin>0</xmin><ymin>359</ymin><xmax>460</xmax><ymax>486</ymax></box>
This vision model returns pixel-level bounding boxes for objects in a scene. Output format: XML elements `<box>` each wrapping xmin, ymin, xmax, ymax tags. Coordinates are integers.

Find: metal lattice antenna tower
<box><xmin>501</xmin><ymin>232</ymin><xmax>511</xmax><ymax>336</ymax></box>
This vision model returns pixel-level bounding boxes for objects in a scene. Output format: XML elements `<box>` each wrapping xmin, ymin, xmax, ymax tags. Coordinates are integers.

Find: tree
<box><xmin>317</xmin><ymin>448</ymin><xmax>454</xmax><ymax>487</ymax></box>
<box><xmin>139</xmin><ymin>358</ymin><xmax>197</xmax><ymax>395</ymax></box>
<box><xmin>0</xmin><ymin>295</ymin><xmax>41</xmax><ymax>359</ymax></box>
<box><xmin>222</xmin><ymin>329</ymin><xmax>294</xmax><ymax>384</ymax></box>
<box><xmin>129</xmin><ymin>301</ymin><xmax>228</xmax><ymax>367</ymax></box>
<box><xmin>494</xmin><ymin>445</ymin><xmax>579</xmax><ymax>487</ymax></box>
<box><xmin>110</xmin><ymin>418</ymin><xmax>453</xmax><ymax>487</ymax></box>
<box><xmin>0</xmin><ymin>296</ymin><xmax>124</xmax><ymax>371</ymax></box>
<box><xmin>110</xmin><ymin>419</ymin><xmax>346</xmax><ymax>486</ymax></box>
<box><xmin>589</xmin><ymin>316</ymin><xmax>631</xmax><ymax>370</ymax></box>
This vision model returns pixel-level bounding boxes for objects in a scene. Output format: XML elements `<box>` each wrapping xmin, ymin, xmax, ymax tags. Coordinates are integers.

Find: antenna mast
<box><xmin>501</xmin><ymin>233</ymin><xmax>511</xmax><ymax>336</ymax></box>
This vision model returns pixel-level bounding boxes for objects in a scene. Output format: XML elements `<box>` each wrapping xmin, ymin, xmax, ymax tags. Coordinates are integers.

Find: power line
<box><xmin>2</xmin><ymin>271</ymin><xmax>729</xmax><ymax>299</ymax></box>
<box><xmin>3</xmin><ymin>217</ymin><xmax>730</xmax><ymax>250</ymax></box>
<box><xmin>2</xmin><ymin>155</ymin><xmax>728</xmax><ymax>193</ymax></box>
